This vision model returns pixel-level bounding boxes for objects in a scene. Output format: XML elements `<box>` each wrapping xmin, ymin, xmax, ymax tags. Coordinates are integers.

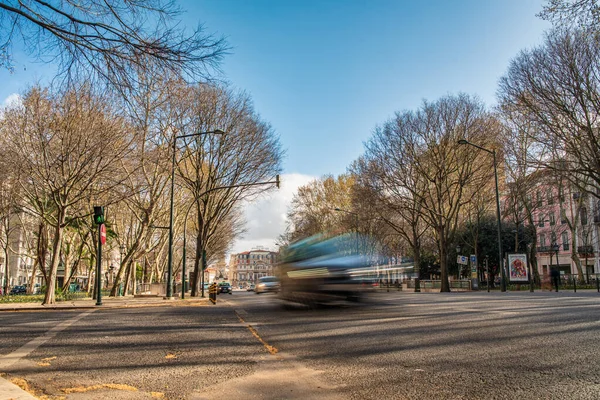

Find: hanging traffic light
<box><xmin>93</xmin><ymin>206</ymin><xmax>105</xmax><ymax>225</ymax></box>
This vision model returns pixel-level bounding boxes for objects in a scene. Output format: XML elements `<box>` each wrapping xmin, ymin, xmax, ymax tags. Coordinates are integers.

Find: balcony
<box><xmin>577</xmin><ymin>245</ymin><xmax>594</xmax><ymax>255</ymax></box>
<box><xmin>537</xmin><ymin>245</ymin><xmax>560</xmax><ymax>253</ymax></box>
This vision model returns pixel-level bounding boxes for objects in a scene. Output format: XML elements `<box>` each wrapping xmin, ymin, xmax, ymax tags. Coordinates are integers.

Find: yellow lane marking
<box><xmin>38</xmin><ymin>355</ymin><xmax>57</xmax><ymax>366</ymax></box>
<box><xmin>151</xmin><ymin>392</ymin><xmax>165</xmax><ymax>398</ymax></box>
<box><xmin>234</xmin><ymin>311</ymin><xmax>278</xmax><ymax>355</ymax></box>
<box><xmin>61</xmin><ymin>383</ymin><xmax>138</xmax><ymax>393</ymax></box>
<box><xmin>165</xmin><ymin>353</ymin><xmax>177</xmax><ymax>359</ymax></box>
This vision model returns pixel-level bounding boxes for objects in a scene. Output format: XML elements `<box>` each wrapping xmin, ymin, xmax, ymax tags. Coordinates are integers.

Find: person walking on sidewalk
<box><xmin>551</xmin><ymin>267</ymin><xmax>560</xmax><ymax>292</ymax></box>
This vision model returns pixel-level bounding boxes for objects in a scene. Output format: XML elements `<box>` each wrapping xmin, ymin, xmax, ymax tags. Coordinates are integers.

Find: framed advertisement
<box><xmin>508</xmin><ymin>253</ymin><xmax>528</xmax><ymax>282</ymax></box>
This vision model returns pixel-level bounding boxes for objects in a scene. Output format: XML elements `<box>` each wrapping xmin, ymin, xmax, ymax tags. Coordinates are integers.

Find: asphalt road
<box><xmin>1</xmin><ymin>290</ymin><xmax>600</xmax><ymax>399</ymax></box>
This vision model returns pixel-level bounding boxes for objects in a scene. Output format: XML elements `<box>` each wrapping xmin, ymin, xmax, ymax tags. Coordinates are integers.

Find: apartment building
<box><xmin>229</xmin><ymin>249</ymin><xmax>279</xmax><ymax>287</ymax></box>
<box><xmin>0</xmin><ymin>212</ymin><xmax>35</xmax><ymax>289</ymax></box>
<box><xmin>531</xmin><ymin>184</ymin><xmax>599</xmax><ymax>280</ymax></box>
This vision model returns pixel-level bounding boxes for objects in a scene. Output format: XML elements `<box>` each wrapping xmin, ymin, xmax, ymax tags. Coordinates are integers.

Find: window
<box><xmin>549</xmin><ymin>212</ymin><xmax>556</xmax><ymax>226</ymax></box>
<box><xmin>560</xmin><ymin>208</ymin><xmax>567</xmax><ymax>224</ymax></box>
<box><xmin>536</xmin><ymin>191</ymin><xmax>543</xmax><ymax>207</ymax></box>
<box><xmin>539</xmin><ymin>234</ymin><xmax>546</xmax><ymax>247</ymax></box>
<box><xmin>581</xmin><ymin>207</ymin><xmax>588</xmax><ymax>225</ymax></box>
<box><xmin>547</xmin><ymin>189</ymin><xmax>554</xmax><ymax>205</ymax></box>
<box><xmin>562</xmin><ymin>232</ymin><xmax>569</xmax><ymax>250</ymax></box>
<box><xmin>551</xmin><ymin>232</ymin><xmax>557</xmax><ymax>245</ymax></box>
<box><xmin>538</xmin><ymin>214</ymin><xmax>544</xmax><ymax>227</ymax></box>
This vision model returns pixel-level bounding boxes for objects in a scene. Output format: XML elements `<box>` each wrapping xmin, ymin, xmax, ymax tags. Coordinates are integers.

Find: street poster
<box><xmin>508</xmin><ymin>253</ymin><xmax>528</xmax><ymax>282</ymax></box>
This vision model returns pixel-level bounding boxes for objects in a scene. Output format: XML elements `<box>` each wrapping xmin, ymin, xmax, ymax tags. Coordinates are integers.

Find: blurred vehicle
<box><xmin>255</xmin><ymin>276</ymin><xmax>280</xmax><ymax>294</ymax></box>
<box><xmin>277</xmin><ymin>233</ymin><xmax>372</xmax><ymax>306</ymax></box>
<box><xmin>202</xmin><ymin>283</ymin><xmax>210</xmax><ymax>293</ymax></box>
<box><xmin>10</xmin><ymin>285</ymin><xmax>27</xmax><ymax>295</ymax></box>
<box><xmin>246</xmin><ymin>284</ymin><xmax>255</xmax><ymax>292</ymax></box>
<box><xmin>217</xmin><ymin>282</ymin><xmax>232</xmax><ymax>295</ymax></box>
<box><xmin>32</xmin><ymin>283</ymin><xmax>41</xmax><ymax>294</ymax></box>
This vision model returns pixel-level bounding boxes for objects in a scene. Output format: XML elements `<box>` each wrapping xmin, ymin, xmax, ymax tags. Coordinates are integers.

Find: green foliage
<box><xmin>0</xmin><ymin>292</ymin><xmax>90</xmax><ymax>303</ymax></box>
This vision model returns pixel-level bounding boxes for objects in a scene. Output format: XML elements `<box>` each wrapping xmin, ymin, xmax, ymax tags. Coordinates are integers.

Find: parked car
<box><xmin>217</xmin><ymin>282</ymin><xmax>232</xmax><ymax>295</ymax></box>
<box><xmin>255</xmin><ymin>276</ymin><xmax>280</xmax><ymax>294</ymax></box>
<box><xmin>246</xmin><ymin>284</ymin><xmax>255</xmax><ymax>292</ymax></box>
<box><xmin>10</xmin><ymin>285</ymin><xmax>27</xmax><ymax>295</ymax></box>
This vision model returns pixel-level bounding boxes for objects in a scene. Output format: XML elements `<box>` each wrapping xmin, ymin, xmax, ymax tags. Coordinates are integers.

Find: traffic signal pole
<box><xmin>96</xmin><ymin>223</ymin><xmax>103</xmax><ymax>306</ymax></box>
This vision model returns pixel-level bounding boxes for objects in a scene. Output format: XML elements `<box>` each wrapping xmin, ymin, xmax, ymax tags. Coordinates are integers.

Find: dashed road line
<box><xmin>234</xmin><ymin>310</ymin><xmax>279</xmax><ymax>356</ymax></box>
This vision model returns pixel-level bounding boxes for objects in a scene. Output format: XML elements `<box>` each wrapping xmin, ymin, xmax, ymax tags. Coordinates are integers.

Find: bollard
<box><xmin>209</xmin><ymin>282</ymin><xmax>217</xmax><ymax>304</ymax></box>
<box><xmin>573</xmin><ymin>276</ymin><xmax>576</xmax><ymax>293</ymax></box>
<box><xmin>597</xmin><ymin>278</ymin><xmax>599</xmax><ymax>293</ymax></box>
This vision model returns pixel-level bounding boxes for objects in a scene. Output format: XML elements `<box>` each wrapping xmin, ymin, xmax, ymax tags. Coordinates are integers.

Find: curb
<box><xmin>0</xmin><ymin>299</ymin><xmax>211</xmax><ymax>312</ymax></box>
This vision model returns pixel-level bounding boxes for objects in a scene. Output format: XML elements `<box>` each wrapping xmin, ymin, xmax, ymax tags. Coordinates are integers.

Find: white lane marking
<box><xmin>0</xmin><ymin>309</ymin><xmax>96</xmax><ymax>371</ymax></box>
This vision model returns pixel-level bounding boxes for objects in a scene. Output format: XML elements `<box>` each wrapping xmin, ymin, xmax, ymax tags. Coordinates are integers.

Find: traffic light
<box><xmin>93</xmin><ymin>206</ymin><xmax>105</xmax><ymax>225</ymax></box>
<box><xmin>275</xmin><ymin>174</ymin><xmax>280</xmax><ymax>189</ymax></box>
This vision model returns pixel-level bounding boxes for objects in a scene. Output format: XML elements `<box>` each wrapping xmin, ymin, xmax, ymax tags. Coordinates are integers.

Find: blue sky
<box><xmin>185</xmin><ymin>0</ymin><xmax>550</xmax><ymax>177</ymax></box>
<box><xmin>0</xmin><ymin>0</ymin><xmax>551</xmax><ymax>253</ymax></box>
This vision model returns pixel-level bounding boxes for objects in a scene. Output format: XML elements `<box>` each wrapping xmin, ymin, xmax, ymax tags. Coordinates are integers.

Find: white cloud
<box><xmin>230</xmin><ymin>173</ymin><xmax>315</xmax><ymax>255</ymax></box>
<box><xmin>2</xmin><ymin>93</ymin><xmax>21</xmax><ymax>108</ymax></box>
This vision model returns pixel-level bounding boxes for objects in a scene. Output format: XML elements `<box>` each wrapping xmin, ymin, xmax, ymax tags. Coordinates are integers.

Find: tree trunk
<box><xmin>130</xmin><ymin>260</ymin><xmax>136</xmax><ymax>295</ymax></box>
<box><xmin>3</xmin><ymin>244</ymin><xmax>9</xmax><ymax>295</ymax></box>
<box><xmin>570</xmin><ymin>235</ymin><xmax>585</xmax><ymax>283</ymax></box>
<box><xmin>27</xmin><ymin>259</ymin><xmax>38</xmax><ymax>294</ymax></box>
<box><xmin>412</xmin><ymin>241</ymin><xmax>421</xmax><ymax>292</ymax></box>
<box><xmin>43</xmin><ymin>211</ymin><xmax>66</xmax><ymax>305</ymax></box>
<box><xmin>438</xmin><ymin>229</ymin><xmax>450</xmax><ymax>292</ymax></box>
<box><xmin>190</xmin><ymin>231</ymin><xmax>202</xmax><ymax>297</ymax></box>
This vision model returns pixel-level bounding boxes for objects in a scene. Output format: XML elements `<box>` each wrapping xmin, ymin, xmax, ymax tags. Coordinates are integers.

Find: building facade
<box><xmin>230</xmin><ymin>249</ymin><xmax>279</xmax><ymax>288</ymax></box>
<box><xmin>530</xmin><ymin>183</ymin><xmax>599</xmax><ymax>281</ymax></box>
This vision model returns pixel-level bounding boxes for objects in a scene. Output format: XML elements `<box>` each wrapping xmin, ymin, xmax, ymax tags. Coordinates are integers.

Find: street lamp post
<box><xmin>167</xmin><ymin>129</ymin><xmax>225</xmax><ymax>299</ymax></box>
<box><xmin>458</xmin><ymin>139</ymin><xmax>506</xmax><ymax>292</ymax></box>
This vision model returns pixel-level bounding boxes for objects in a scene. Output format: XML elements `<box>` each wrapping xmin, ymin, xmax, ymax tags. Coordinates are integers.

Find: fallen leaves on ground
<box><xmin>62</xmin><ymin>383</ymin><xmax>138</xmax><ymax>393</ymax></box>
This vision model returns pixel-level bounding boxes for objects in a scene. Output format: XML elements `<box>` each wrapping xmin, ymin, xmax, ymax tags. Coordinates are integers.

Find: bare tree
<box><xmin>0</xmin><ymin>0</ymin><xmax>227</xmax><ymax>89</ymax></box>
<box><xmin>1</xmin><ymin>84</ymin><xmax>134</xmax><ymax>304</ymax></box>
<box><xmin>498</xmin><ymin>28</ymin><xmax>600</xmax><ymax>198</ymax></box>
<box><xmin>363</xmin><ymin>94</ymin><xmax>500</xmax><ymax>292</ymax></box>
<box><xmin>352</xmin><ymin>155</ymin><xmax>429</xmax><ymax>290</ymax></box>
<box><xmin>539</xmin><ymin>0</ymin><xmax>600</xmax><ymax>31</ymax></box>
<box><xmin>175</xmin><ymin>84</ymin><xmax>283</xmax><ymax>296</ymax></box>
<box><xmin>286</xmin><ymin>175</ymin><xmax>355</xmax><ymax>242</ymax></box>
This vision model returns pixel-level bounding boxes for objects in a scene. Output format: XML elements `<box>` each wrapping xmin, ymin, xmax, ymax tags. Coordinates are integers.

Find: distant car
<box><xmin>255</xmin><ymin>276</ymin><xmax>280</xmax><ymax>294</ymax></box>
<box><xmin>246</xmin><ymin>284</ymin><xmax>255</xmax><ymax>291</ymax></box>
<box><xmin>10</xmin><ymin>285</ymin><xmax>27</xmax><ymax>295</ymax></box>
<box><xmin>217</xmin><ymin>282</ymin><xmax>232</xmax><ymax>295</ymax></box>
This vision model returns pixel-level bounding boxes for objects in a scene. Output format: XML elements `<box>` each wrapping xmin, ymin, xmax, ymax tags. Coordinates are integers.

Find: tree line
<box><xmin>283</xmin><ymin>2</ymin><xmax>600</xmax><ymax>291</ymax></box>
<box><xmin>0</xmin><ymin>1</ymin><xmax>283</xmax><ymax>304</ymax></box>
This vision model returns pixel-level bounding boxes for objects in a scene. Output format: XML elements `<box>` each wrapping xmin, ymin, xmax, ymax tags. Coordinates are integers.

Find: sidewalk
<box><xmin>0</xmin><ymin>295</ymin><xmax>210</xmax><ymax>312</ymax></box>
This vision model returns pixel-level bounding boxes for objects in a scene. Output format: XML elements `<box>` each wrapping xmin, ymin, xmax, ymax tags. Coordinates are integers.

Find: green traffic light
<box><xmin>93</xmin><ymin>206</ymin><xmax>105</xmax><ymax>225</ymax></box>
